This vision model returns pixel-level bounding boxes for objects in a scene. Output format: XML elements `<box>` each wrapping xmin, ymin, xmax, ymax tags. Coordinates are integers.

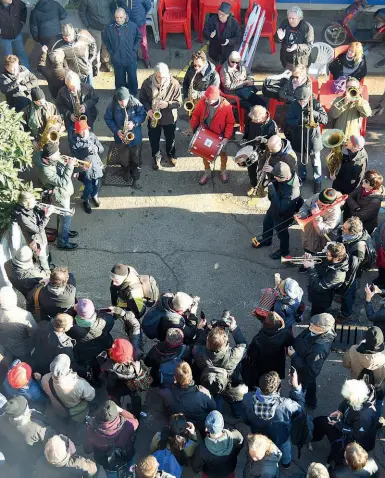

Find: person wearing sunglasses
<box><xmin>203</xmin><ymin>2</ymin><xmax>241</xmax><ymax>65</ymax></box>
<box><xmin>279</xmin><ymin>64</ymin><xmax>311</xmax><ymax>104</ymax></box>
<box><xmin>220</xmin><ymin>51</ymin><xmax>266</xmax><ymax>111</ymax></box>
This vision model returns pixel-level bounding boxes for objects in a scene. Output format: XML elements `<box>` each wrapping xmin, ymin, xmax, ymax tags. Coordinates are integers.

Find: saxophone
<box><xmin>74</xmin><ymin>90</ymin><xmax>87</xmax><ymax>122</ymax></box>
<box><xmin>151</xmin><ymin>99</ymin><xmax>162</xmax><ymax>128</ymax></box>
<box><xmin>34</xmin><ymin>116</ymin><xmax>62</xmax><ymax>152</ymax></box>
<box><xmin>122</xmin><ymin>108</ymin><xmax>135</xmax><ymax>144</ymax></box>
<box><xmin>184</xmin><ymin>70</ymin><xmax>198</xmax><ymax>116</ymax></box>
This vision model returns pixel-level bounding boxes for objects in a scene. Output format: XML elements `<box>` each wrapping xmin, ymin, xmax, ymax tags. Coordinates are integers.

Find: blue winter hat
<box><xmin>205</xmin><ymin>410</ymin><xmax>224</xmax><ymax>434</ymax></box>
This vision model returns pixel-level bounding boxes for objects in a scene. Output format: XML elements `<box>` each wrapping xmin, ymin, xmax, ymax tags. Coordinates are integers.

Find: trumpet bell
<box><xmin>346</xmin><ymin>86</ymin><xmax>359</xmax><ymax>101</ymax></box>
<box><xmin>322</xmin><ymin>129</ymin><xmax>345</xmax><ymax>149</ymax></box>
<box><xmin>48</xmin><ymin>130</ymin><xmax>59</xmax><ymax>143</ymax></box>
<box><xmin>79</xmin><ymin>114</ymin><xmax>88</xmax><ymax>122</ymax></box>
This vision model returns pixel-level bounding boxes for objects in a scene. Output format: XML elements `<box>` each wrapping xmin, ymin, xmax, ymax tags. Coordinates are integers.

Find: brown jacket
<box><xmin>37</xmin><ymin>49</ymin><xmax>68</xmax><ymax>99</ymax></box>
<box><xmin>346</xmin><ymin>186</ymin><xmax>385</xmax><ymax>234</ymax></box>
<box><xmin>139</xmin><ymin>75</ymin><xmax>182</xmax><ymax>126</ymax></box>
<box><xmin>344</xmin><ymin>344</ymin><xmax>385</xmax><ymax>390</ymax></box>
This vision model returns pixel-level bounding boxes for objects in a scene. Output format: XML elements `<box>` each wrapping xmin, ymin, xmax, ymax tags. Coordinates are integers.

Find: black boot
<box><xmin>83</xmin><ymin>201</ymin><xmax>92</xmax><ymax>214</ymax></box>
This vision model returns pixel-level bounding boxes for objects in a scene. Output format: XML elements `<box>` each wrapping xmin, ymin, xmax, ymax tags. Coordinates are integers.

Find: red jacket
<box><xmin>190</xmin><ymin>97</ymin><xmax>235</xmax><ymax>140</ymax></box>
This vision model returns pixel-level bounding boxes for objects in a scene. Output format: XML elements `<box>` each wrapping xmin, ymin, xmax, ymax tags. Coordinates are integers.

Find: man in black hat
<box><xmin>23</xmin><ymin>87</ymin><xmax>64</xmax><ymax>152</ymax></box>
<box><xmin>33</xmin><ymin>142</ymin><xmax>78</xmax><ymax>250</ymax></box>
<box><xmin>203</xmin><ymin>2</ymin><xmax>241</xmax><ymax>64</ymax></box>
<box><xmin>252</xmin><ymin>161</ymin><xmax>302</xmax><ymax>260</ymax></box>
<box><xmin>105</xmin><ymin>86</ymin><xmax>147</xmax><ymax>187</ymax></box>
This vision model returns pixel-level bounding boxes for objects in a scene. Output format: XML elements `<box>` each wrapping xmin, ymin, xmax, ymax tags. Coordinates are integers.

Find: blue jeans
<box><xmin>0</xmin><ymin>32</ymin><xmax>30</xmax><ymax>69</ymax></box>
<box><xmin>104</xmin><ymin>457</ymin><xmax>134</xmax><ymax>478</ymax></box>
<box><xmin>280</xmin><ymin>438</ymin><xmax>292</xmax><ymax>465</ymax></box>
<box><xmin>57</xmin><ymin>196</ymin><xmax>72</xmax><ymax>246</ymax></box>
<box><xmin>298</xmin><ymin>151</ymin><xmax>322</xmax><ymax>183</ymax></box>
<box><xmin>80</xmin><ymin>176</ymin><xmax>100</xmax><ymax>201</ymax></box>
<box><xmin>340</xmin><ymin>279</ymin><xmax>357</xmax><ymax>318</ymax></box>
<box><xmin>114</xmin><ymin>63</ymin><xmax>138</xmax><ymax>96</ymax></box>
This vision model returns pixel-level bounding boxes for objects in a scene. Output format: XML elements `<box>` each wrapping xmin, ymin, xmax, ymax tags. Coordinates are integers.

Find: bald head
<box><xmin>268</xmin><ymin>135</ymin><xmax>282</xmax><ymax>153</ymax></box>
<box><xmin>115</xmin><ymin>7</ymin><xmax>127</xmax><ymax>25</ymax></box>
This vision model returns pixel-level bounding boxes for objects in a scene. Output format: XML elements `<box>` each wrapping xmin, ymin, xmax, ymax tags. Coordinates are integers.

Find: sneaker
<box><xmin>199</xmin><ymin>171</ymin><xmax>211</xmax><ymax>185</ymax></box>
<box><xmin>247</xmin><ymin>186</ymin><xmax>257</xmax><ymax>197</ymax></box>
<box><xmin>168</xmin><ymin>156</ymin><xmax>177</xmax><ymax>167</ymax></box>
<box><xmin>298</xmin><ymin>265</ymin><xmax>308</xmax><ymax>273</ymax></box>
<box><xmin>313</xmin><ymin>181</ymin><xmax>322</xmax><ymax>193</ymax></box>
<box><xmin>269</xmin><ymin>250</ymin><xmax>283</xmax><ymax>260</ymax></box>
<box><xmin>57</xmin><ymin>242</ymin><xmax>78</xmax><ymax>250</ymax></box>
<box><xmin>69</xmin><ymin>231</ymin><xmax>78</xmax><ymax>238</ymax></box>
<box><xmin>220</xmin><ymin>170</ymin><xmax>229</xmax><ymax>183</ymax></box>
<box><xmin>251</xmin><ymin>237</ymin><xmax>272</xmax><ymax>249</ymax></box>
<box><xmin>82</xmin><ymin>201</ymin><xmax>92</xmax><ymax>214</ymax></box>
<box><xmin>91</xmin><ymin>196</ymin><xmax>101</xmax><ymax>207</ymax></box>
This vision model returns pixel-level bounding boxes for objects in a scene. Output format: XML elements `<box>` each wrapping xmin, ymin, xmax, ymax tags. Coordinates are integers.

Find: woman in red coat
<box><xmin>189</xmin><ymin>85</ymin><xmax>235</xmax><ymax>185</ymax></box>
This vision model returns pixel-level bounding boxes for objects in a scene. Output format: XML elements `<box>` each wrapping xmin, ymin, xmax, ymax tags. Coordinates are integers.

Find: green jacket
<box><xmin>33</xmin><ymin>153</ymin><xmax>74</xmax><ymax>205</ymax></box>
<box><xmin>328</xmin><ymin>97</ymin><xmax>372</xmax><ymax>137</ymax></box>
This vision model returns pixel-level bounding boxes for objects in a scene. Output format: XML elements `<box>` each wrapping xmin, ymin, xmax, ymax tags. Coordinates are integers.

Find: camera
<box><xmin>211</xmin><ymin>310</ymin><xmax>232</xmax><ymax>328</ymax></box>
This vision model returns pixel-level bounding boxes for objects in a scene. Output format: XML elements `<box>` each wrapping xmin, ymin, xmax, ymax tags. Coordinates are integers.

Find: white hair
<box><xmin>65</xmin><ymin>71</ymin><xmax>80</xmax><ymax>88</ymax></box>
<box><xmin>115</xmin><ymin>7</ymin><xmax>127</xmax><ymax>17</ymax></box>
<box><xmin>229</xmin><ymin>51</ymin><xmax>241</xmax><ymax>61</ymax></box>
<box><xmin>287</xmin><ymin>6</ymin><xmax>303</xmax><ymax>19</ymax></box>
<box><xmin>0</xmin><ymin>286</ymin><xmax>17</xmax><ymax>310</ymax></box>
<box><xmin>341</xmin><ymin>379</ymin><xmax>370</xmax><ymax>411</ymax></box>
<box><xmin>154</xmin><ymin>62</ymin><xmax>169</xmax><ymax>76</ymax></box>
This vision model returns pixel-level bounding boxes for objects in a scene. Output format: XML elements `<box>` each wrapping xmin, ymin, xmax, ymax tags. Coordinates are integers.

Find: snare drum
<box><xmin>234</xmin><ymin>145</ymin><xmax>259</xmax><ymax>167</ymax></box>
<box><xmin>188</xmin><ymin>125</ymin><xmax>223</xmax><ymax>163</ymax></box>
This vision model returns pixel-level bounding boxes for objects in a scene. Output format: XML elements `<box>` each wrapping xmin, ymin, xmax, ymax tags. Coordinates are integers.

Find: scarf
<box><xmin>341</xmin><ymin>53</ymin><xmax>360</xmax><ymax>70</ymax></box>
<box><xmin>224</xmin><ymin>61</ymin><xmax>245</xmax><ymax>86</ymax></box>
<box><xmin>151</xmin><ymin>73</ymin><xmax>171</xmax><ymax>103</ymax></box>
<box><xmin>361</xmin><ymin>187</ymin><xmax>374</xmax><ymax>198</ymax></box>
<box><xmin>75</xmin><ymin>314</ymin><xmax>95</xmax><ymax>328</ymax></box>
<box><xmin>342</xmin><ymin>232</ymin><xmax>362</xmax><ymax>244</ymax></box>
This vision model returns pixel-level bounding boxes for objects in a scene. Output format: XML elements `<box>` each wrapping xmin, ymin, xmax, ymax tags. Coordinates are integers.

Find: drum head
<box><xmin>234</xmin><ymin>146</ymin><xmax>254</xmax><ymax>166</ymax></box>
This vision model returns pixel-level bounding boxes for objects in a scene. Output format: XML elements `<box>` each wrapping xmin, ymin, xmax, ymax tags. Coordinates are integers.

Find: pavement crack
<box><xmin>230</xmin><ymin>212</ymin><xmax>255</xmax><ymax>236</ymax></box>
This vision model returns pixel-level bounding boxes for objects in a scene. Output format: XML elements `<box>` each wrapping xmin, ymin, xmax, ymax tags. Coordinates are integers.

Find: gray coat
<box><xmin>0</xmin><ymin>66</ymin><xmax>38</xmax><ymax>108</ymax></box>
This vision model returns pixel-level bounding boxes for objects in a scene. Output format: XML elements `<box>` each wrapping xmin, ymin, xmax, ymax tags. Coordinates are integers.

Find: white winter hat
<box><xmin>44</xmin><ymin>436</ymin><xmax>68</xmax><ymax>465</ymax></box>
<box><xmin>0</xmin><ymin>286</ymin><xmax>17</xmax><ymax>310</ymax></box>
<box><xmin>172</xmin><ymin>292</ymin><xmax>194</xmax><ymax>312</ymax></box>
<box><xmin>14</xmin><ymin>246</ymin><xmax>33</xmax><ymax>263</ymax></box>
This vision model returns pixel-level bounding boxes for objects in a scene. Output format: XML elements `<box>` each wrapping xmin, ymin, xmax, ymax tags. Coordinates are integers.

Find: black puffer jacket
<box><xmin>29</xmin><ymin>0</ymin><xmax>67</xmax><ymax>43</ymax></box>
<box><xmin>268</xmin><ymin>173</ymin><xmax>302</xmax><ymax>220</ymax></box>
<box><xmin>333</xmin><ymin>148</ymin><xmax>368</xmax><ymax>195</ymax></box>
<box><xmin>182</xmin><ymin>61</ymin><xmax>220</xmax><ymax>99</ymax></box>
<box><xmin>257</xmin><ymin>138</ymin><xmax>297</xmax><ymax>177</ymax></box>
<box><xmin>79</xmin><ymin>0</ymin><xmax>112</xmax><ymax>31</ymax></box>
<box><xmin>308</xmin><ymin>257</ymin><xmax>349</xmax><ymax>310</ymax></box>
<box><xmin>329</xmin><ymin>53</ymin><xmax>367</xmax><ymax>81</ymax></box>
<box><xmin>242</xmin><ymin>327</ymin><xmax>294</xmax><ymax>389</ymax></box>
<box><xmin>203</xmin><ymin>14</ymin><xmax>242</xmax><ymax>64</ymax></box>
<box><xmin>243</xmin><ymin>114</ymin><xmax>278</xmax><ymax>146</ymax></box>
<box><xmin>274</xmin><ymin>19</ymin><xmax>314</xmax><ymax>68</ymax></box>
<box><xmin>285</xmin><ymin>97</ymin><xmax>328</xmax><ymax>153</ymax></box>
<box><xmin>346</xmin><ymin>186</ymin><xmax>385</xmax><ymax>235</ymax></box>
<box><xmin>56</xmin><ymin>83</ymin><xmax>98</xmax><ymax>127</ymax></box>
<box><xmin>0</xmin><ymin>0</ymin><xmax>26</xmax><ymax>40</ymax></box>
<box><xmin>279</xmin><ymin>77</ymin><xmax>312</xmax><ymax>104</ymax></box>
<box><xmin>291</xmin><ymin>326</ymin><xmax>337</xmax><ymax>386</ymax></box>
<box><xmin>192</xmin><ymin>327</ymin><xmax>247</xmax><ymax>383</ymax></box>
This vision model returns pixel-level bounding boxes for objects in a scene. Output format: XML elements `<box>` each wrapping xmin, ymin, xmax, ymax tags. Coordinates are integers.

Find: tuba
<box><xmin>322</xmin><ymin>129</ymin><xmax>345</xmax><ymax>177</ymax></box>
<box><xmin>183</xmin><ymin>70</ymin><xmax>198</xmax><ymax>116</ymax></box>
<box><xmin>35</xmin><ymin>116</ymin><xmax>62</xmax><ymax>152</ymax></box>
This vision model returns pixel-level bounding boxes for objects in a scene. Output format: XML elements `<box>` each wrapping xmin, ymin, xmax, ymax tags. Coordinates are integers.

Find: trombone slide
<box><xmin>36</xmin><ymin>203</ymin><xmax>75</xmax><ymax>217</ymax></box>
<box><xmin>281</xmin><ymin>255</ymin><xmax>326</xmax><ymax>264</ymax></box>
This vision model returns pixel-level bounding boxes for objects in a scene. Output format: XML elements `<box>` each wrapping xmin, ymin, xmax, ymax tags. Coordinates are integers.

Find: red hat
<box><xmin>8</xmin><ymin>362</ymin><xmax>32</xmax><ymax>389</ymax></box>
<box><xmin>205</xmin><ymin>85</ymin><xmax>220</xmax><ymax>101</ymax></box>
<box><xmin>109</xmin><ymin>338</ymin><xmax>134</xmax><ymax>363</ymax></box>
<box><xmin>74</xmin><ymin>120</ymin><xmax>89</xmax><ymax>134</ymax></box>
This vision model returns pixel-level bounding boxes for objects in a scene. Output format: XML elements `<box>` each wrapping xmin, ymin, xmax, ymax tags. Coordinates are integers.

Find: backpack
<box><xmin>362</xmin><ymin>235</ymin><xmax>377</xmax><ymax>271</ymax></box>
<box><xmin>103</xmin><ymin>443</ymin><xmax>128</xmax><ymax>474</ymax></box>
<box><xmin>262</xmin><ymin>76</ymin><xmax>289</xmax><ymax>99</ymax></box>
<box><xmin>159</xmin><ymin>346</ymin><xmax>186</xmax><ymax>386</ymax></box>
<box><xmin>200</xmin><ymin>365</ymin><xmax>229</xmax><ymax>396</ymax></box>
<box><xmin>332</xmin><ymin>76</ymin><xmax>347</xmax><ymax>94</ymax></box>
<box><xmin>125</xmin><ymin>361</ymin><xmax>153</xmax><ymax>392</ymax></box>
<box><xmin>139</xmin><ymin>275</ymin><xmax>159</xmax><ymax>302</ymax></box>
<box><xmin>290</xmin><ymin>412</ymin><xmax>314</xmax><ymax>458</ymax></box>
<box><xmin>153</xmin><ymin>449</ymin><xmax>183</xmax><ymax>478</ymax></box>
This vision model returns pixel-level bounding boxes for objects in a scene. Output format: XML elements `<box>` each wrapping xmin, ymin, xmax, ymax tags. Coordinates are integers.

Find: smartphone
<box><xmin>99</xmin><ymin>307</ymin><xmax>112</xmax><ymax>313</ymax></box>
<box><xmin>290</xmin><ymin>366</ymin><xmax>296</xmax><ymax>376</ymax></box>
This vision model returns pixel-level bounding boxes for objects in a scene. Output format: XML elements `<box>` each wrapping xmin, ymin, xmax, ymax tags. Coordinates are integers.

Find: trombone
<box><xmin>281</xmin><ymin>255</ymin><xmax>326</xmax><ymax>264</ymax></box>
<box><xmin>36</xmin><ymin>202</ymin><xmax>75</xmax><ymax>217</ymax></box>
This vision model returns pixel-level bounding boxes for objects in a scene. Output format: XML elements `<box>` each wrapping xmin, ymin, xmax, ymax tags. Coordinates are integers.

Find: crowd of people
<box><xmin>1</xmin><ymin>0</ymin><xmax>385</xmax><ymax>476</ymax></box>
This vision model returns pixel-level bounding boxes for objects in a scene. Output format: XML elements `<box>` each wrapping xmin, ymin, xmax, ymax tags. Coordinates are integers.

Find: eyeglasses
<box><xmin>230</xmin><ymin>60</ymin><xmax>240</xmax><ymax>64</ymax></box>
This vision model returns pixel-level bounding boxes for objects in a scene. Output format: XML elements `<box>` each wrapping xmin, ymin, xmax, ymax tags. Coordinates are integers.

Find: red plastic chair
<box><xmin>191</xmin><ymin>0</ymin><xmax>199</xmax><ymax>31</ymax></box>
<box><xmin>245</xmin><ymin>0</ymin><xmax>278</xmax><ymax>54</ymax></box>
<box><xmin>158</xmin><ymin>0</ymin><xmax>192</xmax><ymax>50</ymax></box>
<box><xmin>269</xmin><ymin>76</ymin><xmax>319</xmax><ymax>120</ymax></box>
<box><xmin>216</xmin><ymin>65</ymin><xmax>245</xmax><ymax>133</ymax></box>
<box><xmin>198</xmin><ymin>0</ymin><xmax>241</xmax><ymax>43</ymax></box>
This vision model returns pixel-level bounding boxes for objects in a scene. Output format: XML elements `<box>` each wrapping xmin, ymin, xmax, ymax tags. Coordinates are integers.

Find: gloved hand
<box><xmin>258</xmin><ymin>137</ymin><xmax>268</xmax><ymax>145</ymax></box>
<box><xmin>110</xmin><ymin>306</ymin><xmax>125</xmax><ymax>317</ymax></box>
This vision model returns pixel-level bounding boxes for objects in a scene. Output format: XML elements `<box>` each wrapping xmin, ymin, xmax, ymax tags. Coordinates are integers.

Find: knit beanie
<box><xmin>98</xmin><ymin>400</ymin><xmax>119</xmax><ymax>422</ymax></box>
<box><xmin>74</xmin><ymin>120</ymin><xmax>89</xmax><ymax>134</ymax></box>
<box><xmin>50</xmin><ymin>354</ymin><xmax>71</xmax><ymax>377</ymax></box>
<box><xmin>0</xmin><ymin>286</ymin><xmax>17</xmax><ymax>310</ymax></box>
<box><xmin>44</xmin><ymin>435</ymin><xmax>69</xmax><ymax>465</ymax></box>
<box><xmin>172</xmin><ymin>292</ymin><xmax>194</xmax><ymax>312</ymax></box>
<box><xmin>116</xmin><ymin>87</ymin><xmax>130</xmax><ymax>101</ymax></box>
<box><xmin>359</xmin><ymin>326</ymin><xmax>384</xmax><ymax>353</ymax></box>
<box><xmin>75</xmin><ymin>299</ymin><xmax>95</xmax><ymax>320</ymax></box>
<box><xmin>350</xmin><ymin>134</ymin><xmax>365</xmax><ymax>150</ymax></box>
<box><xmin>318</xmin><ymin>188</ymin><xmax>337</xmax><ymax>205</ymax></box>
<box><xmin>4</xmin><ymin>396</ymin><xmax>28</xmax><ymax>417</ymax></box>
<box><xmin>14</xmin><ymin>246</ymin><xmax>33</xmax><ymax>264</ymax></box>
<box><xmin>43</xmin><ymin>142</ymin><xmax>59</xmax><ymax>158</ymax></box>
<box><xmin>205</xmin><ymin>410</ymin><xmax>224</xmax><ymax>434</ymax></box>
<box><xmin>272</xmin><ymin>161</ymin><xmax>291</xmax><ymax>180</ymax></box>
<box><xmin>7</xmin><ymin>362</ymin><xmax>32</xmax><ymax>389</ymax></box>
<box><xmin>205</xmin><ymin>85</ymin><xmax>220</xmax><ymax>101</ymax></box>
<box><xmin>219</xmin><ymin>2</ymin><xmax>231</xmax><ymax>14</ymax></box>
<box><xmin>31</xmin><ymin>87</ymin><xmax>45</xmax><ymax>101</ymax></box>
<box><xmin>110</xmin><ymin>264</ymin><xmax>129</xmax><ymax>281</ymax></box>
<box><xmin>109</xmin><ymin>338</ymin><xmax>134</xmax><ymax>363</ymax></box>
<box><xmin>165</xmin><ymin>328</ymin><xmax>184</xmax><ymax>348</ymax></box>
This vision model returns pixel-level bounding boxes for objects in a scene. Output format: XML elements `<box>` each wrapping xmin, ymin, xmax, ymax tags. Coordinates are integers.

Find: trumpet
<box><xmin>36</xmin><ymin>202</ymin><xmax>75</xmax><ymax>217</ymax></box>
<box><xmin>281</xmin><ymin>255</ymin><xmax>327</xmax><ymax>264</ymax></box>
<box><xmin>332</xmin><ymin>86</ymin><xmax>361</xmax><ymax>111</ymax></box>
<box><xmin>151</xmin><ymin>109</ymin><xmax>162</xmax><ymax>128</ymax></box>
<box><xmin>62</xmin><ymin>155</ymin><xmax>92</xmax><ymax>169</ymax></box>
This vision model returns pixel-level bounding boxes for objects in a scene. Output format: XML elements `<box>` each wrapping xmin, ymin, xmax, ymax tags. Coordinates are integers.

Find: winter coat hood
<box><xmin>204</xmin><ymin>429</ymin><xmax>234</xmax><ymax>456</ymax></box>
<box><xmin>94</xmin><ymin>414</ymin><xmax>125</xmax><ymax>438</ymax></box>
<box><xmin>253</xmin><ymin>388</ymin><xmax>281</xmax><ymax>420</ymax></box>
<box><xmin>34</xmin><ymin>0</ymin><xmax>53</xmax><ymax>12</ymax></box>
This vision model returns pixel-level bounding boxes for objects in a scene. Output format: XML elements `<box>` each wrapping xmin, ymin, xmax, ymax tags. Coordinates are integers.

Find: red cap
<box><xmin>109</xmin><ymin>338</ymin><xmax>134</xmax><ymax>363</ymax></box>
<box><xmin>205</xmin><ymin>85</ymin><xmax>220</xmax><ymax>101</ymax></box>
<box><xmin>8</xmin><ymin>362</ymin><xmax>32</xmax><ymax>389</ymax></box>
<box><xmin>74</xmin><ymin>120</ymin><xmax>89</xmax><ymax>134</ymax></box>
